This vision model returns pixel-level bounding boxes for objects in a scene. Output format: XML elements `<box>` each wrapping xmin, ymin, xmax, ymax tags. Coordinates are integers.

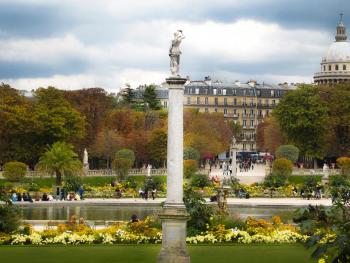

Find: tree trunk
<box><xmin>56</xmin><ymin>171</ymin><xmax>62</xmax><ymax>186</ymax></box>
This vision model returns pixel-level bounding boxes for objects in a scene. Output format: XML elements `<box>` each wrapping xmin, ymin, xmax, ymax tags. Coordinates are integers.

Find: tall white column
<box><xmin>166</xmin><ymin>80</ymin><xmax>184</xmax><ymax>204</ymax></box>
<box><xmin>158</xmin><ymin>77</ymin><xmax>190</xmax><ymax>263</ymax></box>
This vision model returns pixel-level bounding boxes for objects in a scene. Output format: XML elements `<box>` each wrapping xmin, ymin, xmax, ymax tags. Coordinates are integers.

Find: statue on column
<box><xmin>169</xmin><ymin>30</ymin><xmax>185</xmax><ymax>76</ymax></box>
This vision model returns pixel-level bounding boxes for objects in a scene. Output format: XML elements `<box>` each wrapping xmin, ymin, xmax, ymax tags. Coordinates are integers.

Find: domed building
<box><xmin>314</xmin><ymin>14</ymin><xmax>350</xmax><ymax>84</ymax></box>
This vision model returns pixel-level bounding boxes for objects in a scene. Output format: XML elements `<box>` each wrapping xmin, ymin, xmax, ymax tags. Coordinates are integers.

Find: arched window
<box><xmin>328</xmin><ymin>65</ymin><xmax>332</xmax><ymax>71</ymax></box>
<box><xmin>336</xmin><ymin>65</ymin><xmax>339</xmax><ymax>70</ymax></box>
<box><xmin>344</xmin><ymin>65</ymin><xmax>347</xmax><ymax>70</ymax></box>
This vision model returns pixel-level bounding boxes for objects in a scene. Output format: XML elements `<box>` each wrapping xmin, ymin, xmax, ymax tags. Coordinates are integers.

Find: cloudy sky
<box><xmin>0</xmin><ymin>0</ymin><xmax>349</xmax><ymax>92</ymax></box>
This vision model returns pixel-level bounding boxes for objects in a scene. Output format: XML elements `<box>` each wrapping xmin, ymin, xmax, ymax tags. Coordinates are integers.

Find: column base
<box><xmin>157</xmin><ymin>203</ymin><xmax>190</xmax><ymax>263</ymax></box>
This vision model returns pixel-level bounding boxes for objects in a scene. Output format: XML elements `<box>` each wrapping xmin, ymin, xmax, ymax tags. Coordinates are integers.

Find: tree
<box><xmin>184</xmin><ymin>159</ymin><xmax>198</xmax><ymax>178</ymax></box>
<box><xmin>272</xmin><ymin>158</ymin><xmax>293</xmax><ymax>177</ymax></box>
<box><xmin>142</xmin><ymin>85</ymin><xmax>161</xmax><ymax>110</ymax></box>
<box><xmin>275</xmin><ymin>145</ymin><xmax>299</xmax><ymax>163</ymax></box>
<box><xmin>318</xmin><ymin>84</ymin><xmax>350</xmax><ymax>156</ymax></box>
<box><xmin>337</xmin><ymin>157</ymin><xmax>350</xmax><ymax>176</ymax></box>
<box><xmin>274</xmin><ymin>85</ymin><xmax>328</xmax><ymax>159</ymax></box>
<box><xmin>121</xmin><ymin>85</ymin><xmax>135</xmax><ymax>105</ymax></box>
<box><xmin>64</xmin><ymin>88</ymin><xmax>113</xmax><ymax>152</ymax></box>
<box><xmin>147</xmin><ymin>128</ymin><xmax>167</xmax><ymax>167</ymax></box>
<box><xmin>3</xmin><ymin>161</ymin><xmax>27</xmax><ymax>182</ymax></box>
<box><xmin>256</xmin><ymin>116</ymin><xmax>286</xmax><ymax>153</ymax></box>
<box><xmin>184</xmin><ymin>147</ymin><xmax>200</xmax><ymax>161</ymax></box>
<box><xmin>112</xmin><ymin>149</ymin><xmax>135</xmax><ymax>180</ymax></box>
<box><xmin>36</xmin><ymin>142</ymin><xmax>83</xmax><ymax>186</ymax></box>
<box><xmin>0</xmin><ymin>84</ymin><xmax>40</xmax><ymax>165</ymax></box>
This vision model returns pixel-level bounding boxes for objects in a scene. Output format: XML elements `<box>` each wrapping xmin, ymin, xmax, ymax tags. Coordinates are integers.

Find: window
<box><xmin>250</xmin><ymin>120</ymin><xmax>254</xmax><ymax>127</ymax></box>
<box><xmin>213</xmin><ymin>89</ymin><xmax>217</xmax><ymax>95</ymax></box>
<box><xmin>224</xmin><ymin>98</ymin><xmax>227</xmax><ymax>105</ymax></box>
<box><xmin>205</xmin><ymin>108</ymin><xmax>208</xmax><ymax>113</ymax></box>
<box><xmin>214</xmin><ymin>97</ymin><xmax>218</xmax><ymax>105</ymax></box>
<box><xmin>265</xmin><ymin>99</ymin><xmax>269</xmax><ymax>106</ymax></box>
<box><xmin>243</xmin><ymin>120</ymin><xmax>247</xmax><ymax>127</ymax></box>
<box><xmin>214</xmin><ymin>108</ymin><xmax>218</xmax><ymax>112</ymax></box>
<box><xmin>258</xmin><ymin>99</ymin><xmax>262</xmax><ymax>105</ymax></box>
<box><xmin>233</xmin><ymin>109</ymin><xmax>237</xmax><ymax>115</ymax></box>
<box><xmin>205</xmin><ymin>97</ymin><xmax>208</xmax><ymax>104</ymax></box>
<box><xmin>344</xmin><ymin>65</ymin><xmax>347</xmax><ymax>70</ymax></box>
<box><xmin>218</xmin><ymin>89</ymin><xmax>222</xmax><ymax>95</ymax></box>
<box><xmin>258</xmin><ymin>110</ymin><xmax>262</xmax><ymax>116</ymax></box>
<box><xmin>323</xmin><ymin>66</ymin><xmax>326</xmax><ymax>71</ymax></box>
<box><xmin>243</xmin><ymin>109</ymin><xmax>247</xmax><ymax>116</ymax></box>
<box><xmin>243</xmin><ymin>98</ymin><xmax>247</xmax><ymax>105</ymax></box>
<box><xmin>250</xmin><ymin>144</ymin><xmax>254</xmax><ymax>150</ymax></box>
<box><xmin>336</xmin><ymin>65</ymin><xmax>339</xmax><ymax>71</ymax></box>
<box><xmin>257</xmin><ymin>90</ymin><xmax>261</xmax><ymax>96</ymax></box>
<box><xmin>250</xmin><ymin>98</ymin><xmax>254</xmax><ymax>106</ymax></box>
<box><xmin>234</xmin><ymin>98</ymin><xmax>237</xmax><ymax>105</ymax></box>
<box><xmin>187</xmin><ymin>97</ymin><xmax>191</xmax><ymax>105</ymax></box>
<box><xmin>243</xmin><ymin>143</ymin><xmax>246</xmax><ymax>150</ymax></box>
<box><xmin>224</xmin><ymin>108</ymin><xmax>227</xmax><ymax>114</ymax></box>
<box><xmin>195</xmin><ymin>88</ymin><xmax>199</xmax><ymax>94</ymax></box>
<box><xmin>233</xmin><ymin>89</ymin><xmax>236</xmax><ymax>95</ymax></box>
<box><xmin>196</xmin><ymin>97</ymin><xmax>200</xmax><ymax>104</ymax></box>
<box><xmin>272</xmin><ymin>99</ymin><xmax>276</xmax><ymax>105</ymax></box>
<box><xmin>223</xmin><ymin>89</ymin><xmax>226</xmax><ymax>95</ymax></box>
<box><xmin>164</xmin><ymin>101</ymin><xmax>167</xmax><ymax>108</ymax></box>
<box><xmin>329</xmin><ymin>65</ymin><xmax>331</xmax><ymax>71</ymax></box>
<box><xmin>250</xmin><ymin>109</ymin><xmax>254</xmax><ymax>116</ymax></box>
<box><xmin>271</xmin><ymin>90</ymin><xmax>275</xmax><ymax>97</ymax></box>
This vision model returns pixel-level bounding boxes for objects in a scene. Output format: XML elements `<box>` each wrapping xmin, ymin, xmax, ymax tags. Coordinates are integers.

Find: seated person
<box><xmin>42</xmin><ymin>193</ymin><xmax>49</xmax><ymax>201</ymax></box>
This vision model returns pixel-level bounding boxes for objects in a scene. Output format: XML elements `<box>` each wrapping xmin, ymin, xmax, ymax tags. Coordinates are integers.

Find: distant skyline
<box><xmin>0</xmin><ymin>0</ymin><xmax>349</xmax><ymax>92</ymax></box>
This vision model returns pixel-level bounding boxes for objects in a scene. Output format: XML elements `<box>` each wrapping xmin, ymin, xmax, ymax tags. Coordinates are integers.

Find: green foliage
<box><xmin>303</xmin><ymin>176</ymin><xmax>319</xmax><ymax>190</ymax></box>
<box><xmin>3</xmin><ymin>161</ymin><xmax>27</xmax><ymax>182</ymax></box>
<box><xmin>264</xmin><ymin>174</ymin><xmax>288</xmax><ymax>188</ymax></box>
<box><xmin>275</xmin><ymin>145</ymin><xmax>299</xmax><ymax>163</ymax></box>
<box><xmin>190</xmin><ymin>174</ymin><xmax>212</xmax><ymax>189</ymax></box>
<box><xmin>112</xmin><ymin>158</ymin><xmax>132</xmax><ymax>181</ymax></box>
<box><xmin>115</xmin><ymin>149</ymin><xmax>135</xmax><ymax>164</ymax></box>
<box><xmin>0</xmin><ymin>184</ymin><xmax>21</xmax><ymax>233</ymax></box>
<box><xmin>124</xmin><ymin>176</ymin><xmax>138</xmax><ymax>189</ymax></box>
<box><xmin>147</xmin><ymin>129</ymin><xmax>167</xmax><ymax>167</ymax></box>
<box><xmin>143</xmin><ymin>176</ymin><xmax>163</xmax><ymax>191</ymax></box>
<box><xmin>288</xmin><ymin>175</ymin><xmax>323</xmax><ymax>185</ymax></box>
<box><xmin>183</xmin><ymin>186</ymin><xmax>214</xmax><ymax>231</ymax></box>
<box><xmin>184</xmin><ymin>147</ymin><xmax>200</xmax><ymax>161</ymax></box>
<box><xmin>274</xmin><ymin>85</ymin><xmax>328</xmax><ymax>158</ymax></box>
<box><xmin>184</xmin><ymin>159</ymin><xmax>198</xmax><ymax>178</ymax></box>
<box><xmin>121</xmin><ymin>86</ymin><xmax>135</xmax><ymax>105</ymax></box>
<box><xmin>142</xmin><ymin>85</ymin><xmax>161</xmax><ymax>110</ymax></box>
<box><xmin>36</xmin><ymin>142</ymin><xmax>82</xmax><ymax>186</ymax></box>
<box><xmin>272</xmin><ymin>158</ymin><xmax>293</xmax><ymax>177</ymax></box>
<box><xmin>64</xmin><ymin>175</ymin><xmax>83</xmax><ymax>192</ymax></box>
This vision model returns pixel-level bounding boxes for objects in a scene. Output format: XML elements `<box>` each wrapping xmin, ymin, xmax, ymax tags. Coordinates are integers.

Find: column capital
<box><xmin>166</xmin><ymin>77</ymin><xmax>187</xmax><ymax>86</ymax></box>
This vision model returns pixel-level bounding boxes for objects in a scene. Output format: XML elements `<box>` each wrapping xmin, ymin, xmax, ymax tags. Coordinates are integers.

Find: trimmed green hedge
<box><xmin>288</xmin><ymin>175</ymin><xmax>323</xmax><ymax>185</ymax></box>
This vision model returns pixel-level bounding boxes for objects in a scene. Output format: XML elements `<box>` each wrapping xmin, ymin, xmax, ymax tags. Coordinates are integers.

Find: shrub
<box><xmin>184</xmin><ymin>159</ymin><xmax>198</xmax><ymax>178</ymax></box>
<box><xmin>64</xmin><ymin>175</ymin><xmax>83</xmax><ymax>192</ymax></box>
<box><xmin>115</xmin><ymin>149</ymin><xmax>135</xmax><ymax>164</ymax></box>
<box><xmin>183</xmin><ymin>186</ymin><xmax>214</xmax><ymax>231</ymax></box>
<box><xmin>190</xmin><ymin>174</ymin><xmax>211</xmax><ymax>189</ymax></box>
<box><xmin>264</xmin><ymin>174</ymin><xmax>288</xmax><ymax>188</ymax></box>
<box><xmin>336</xmin><ymin>156</ymin><xmax>350</xmax><ymax>175</ymax></box>
<box><xmin>112</xmin><ymin>158</ymin><xmax>133</xmax><ymax>181</ymax></box>
<box><xmin>124</xmin><ymin>176</ymin><xmax>137</xmax><ymax>189</ymax></box>
<box><xmin>275</xmin><ymin>145</ymin><xmax>299</xmax><ymax>163</ymax></box>
<box><xmin>272</xmin><ymin>158</ymin><xmax>293</xmax><ymax>177</ymax></box>
<box><xmin>184</xmin><ymin>147</ymin><xmax>200</xmax><ymax>161</ymax></box>
<box><xmin>3</xmin><ymin>161</ymin><xmax>27</xmax><ymax>182</ymax></box>
<box><xmin>143</xmin><ymin>176</ymin><xmax>164</xmax><ymax>191</ymax></box>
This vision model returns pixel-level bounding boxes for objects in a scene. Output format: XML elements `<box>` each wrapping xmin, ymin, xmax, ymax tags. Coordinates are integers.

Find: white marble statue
<box><xmin>147</xmin><ymin>164</ymin><xmax>152</xmax><ymax>177</ymax></box>
<box><xmin>169</xmin><ymin>30</ymin><xmax>185</xmax><ymax>76</ymax></box>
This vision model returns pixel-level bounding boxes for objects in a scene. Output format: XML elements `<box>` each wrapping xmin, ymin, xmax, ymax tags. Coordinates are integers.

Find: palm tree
<box><xmin>37</xmin><ymin>142</ymin><xmax>82</xmax><ymax>186</ymax></box>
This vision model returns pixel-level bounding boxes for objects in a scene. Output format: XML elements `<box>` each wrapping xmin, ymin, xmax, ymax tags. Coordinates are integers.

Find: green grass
<box><xmin>288</xmin><ymin>175</ymin><xmax>323</xmax><ymax>185</ymax></box>
<box><xmin>0</xmin><ymin>244</ymin><xmax>316</xmax><ymax>263</ymax></box>
<box><xmin>0</xmin><ymin>176</ymin><xmax>167</xmax><ymax>188</ymax></box>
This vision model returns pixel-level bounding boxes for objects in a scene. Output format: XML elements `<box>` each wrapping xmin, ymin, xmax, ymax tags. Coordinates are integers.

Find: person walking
<box><xmin>151</xmin><ymin>188</ymin><xmax>157</xmax><ymax>200</ymax></box>
<box><xmin>78</xmin><ymin>185</ymin><xmax>84</xmax><ymax>200</ymax></box>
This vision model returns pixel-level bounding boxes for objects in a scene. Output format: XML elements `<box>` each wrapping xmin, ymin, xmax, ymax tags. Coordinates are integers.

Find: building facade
<box><xmin>314</xmin><ymin>14</ymin><xmax>350</xmax><ymax>84</ymax></box>
<box><xmin>157</xmin><ymin>77</ymin><xmax>295</xmax><ymax>152</ymax></box>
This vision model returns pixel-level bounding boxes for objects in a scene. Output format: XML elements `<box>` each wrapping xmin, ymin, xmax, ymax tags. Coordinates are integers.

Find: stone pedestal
<box><xmin>157</xmin><ymin>77</ymin><xmax>190</xmax><ymax>263</ymax></box>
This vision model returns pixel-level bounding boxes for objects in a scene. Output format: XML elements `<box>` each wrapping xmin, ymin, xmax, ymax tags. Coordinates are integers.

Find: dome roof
<box><xmin>322</xmin><ymin>41</ymin><xmax>350</xmax><ymax>62</ymax></box>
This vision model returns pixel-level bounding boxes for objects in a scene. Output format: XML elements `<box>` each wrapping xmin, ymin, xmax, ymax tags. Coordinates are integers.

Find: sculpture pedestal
<box><xmin>158</xmin><ymin>204</ymin><xmax>190</xmax><ymax>263</ymax></box>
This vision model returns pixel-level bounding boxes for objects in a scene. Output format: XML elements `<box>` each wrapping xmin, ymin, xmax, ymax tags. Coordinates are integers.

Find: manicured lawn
<box><xmin>0</xmin><ymin>244</ymin><xmax>316</xmax><ymax>263</ymax></box>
